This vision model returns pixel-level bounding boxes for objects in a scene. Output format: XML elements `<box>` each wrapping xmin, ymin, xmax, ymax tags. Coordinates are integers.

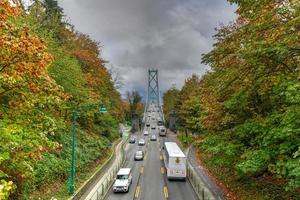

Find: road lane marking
<box><xmin>163</xmin><ymin>186</ymin><xmax>168</xmax><ymax>199</ymax></box>
<box><xmin>161</xmin><ymin>167</ymin><xmax>164</xmax><ymax>174</ymax></box>
<box><xmin>135</xmin><ymin>185</ymin><xmax>140</xmax><ymax>198</ymax></box>
<box><xmin>160</xmin><ymin>155</ymin><xmax>162</xmax><ymax>160</ymax></box>
<box><xmin>140</xmin><ymin>166</ymin><xmax>144</xmax><ymax>174</ymax></box>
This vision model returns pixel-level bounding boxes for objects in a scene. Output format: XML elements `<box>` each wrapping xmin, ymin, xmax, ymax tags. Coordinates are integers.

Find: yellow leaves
<box><xmin>0</xmin><ymin>180</ymin><xmax>14</xmax><ymax>200</ymax></box>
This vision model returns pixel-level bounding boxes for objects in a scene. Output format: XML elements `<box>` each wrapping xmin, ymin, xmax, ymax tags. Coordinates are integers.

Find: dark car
<box><xmin>129</xmin><ymin>137</ymin><xmax>136</xmax><ymax>144</ymax></box>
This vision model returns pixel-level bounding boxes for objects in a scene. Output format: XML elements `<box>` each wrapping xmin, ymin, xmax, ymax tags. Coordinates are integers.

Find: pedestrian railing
<box><xmin>187</xmin><ymin>160</ymin><xmax>216</xmax><ymax>200</ymax></box>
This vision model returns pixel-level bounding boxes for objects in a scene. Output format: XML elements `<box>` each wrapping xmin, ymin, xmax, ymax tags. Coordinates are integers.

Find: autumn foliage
<box><xmin>164</xmin><ymin>0</ymin><xmax>300</xmax><ymax>199</ymax></box>
<box><xmin>0</xmin><ymin>1</ymin><xmax>126</xmax><ymax>199</ymax></box>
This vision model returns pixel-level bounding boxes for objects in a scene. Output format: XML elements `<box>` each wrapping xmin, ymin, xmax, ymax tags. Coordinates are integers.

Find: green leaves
<box><xmin>169</xmin><ymin>0</ymin><xmax>300</xmax><ymax>195</ymax></box>
<box><xmin>237</xmin><ymin>150</ymin><xmax>271</xmax><ymax>176</ymax></box>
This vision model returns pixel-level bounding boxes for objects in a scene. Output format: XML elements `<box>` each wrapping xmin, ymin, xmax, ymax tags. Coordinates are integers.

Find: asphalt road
<box><xmin>105</xmin><ymin>112</ymin><xmax>198</xmax><ymax>200</ymax></box>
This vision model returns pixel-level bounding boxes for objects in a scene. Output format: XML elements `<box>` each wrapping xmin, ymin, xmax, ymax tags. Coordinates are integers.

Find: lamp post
<box><xmin>69</xmin><ymin>104</ymin><xmax>107</xmax><ymax>195</ymax></box>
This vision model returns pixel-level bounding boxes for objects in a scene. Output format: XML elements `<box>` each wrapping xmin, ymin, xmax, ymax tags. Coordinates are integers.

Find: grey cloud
<box><xmin>57</xmin><ymin>0</ymin><xmax>236</xmax><ymax>97</ymax></box>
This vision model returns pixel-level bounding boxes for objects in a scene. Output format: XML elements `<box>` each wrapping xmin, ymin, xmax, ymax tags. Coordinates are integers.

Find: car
<box><xmin>159</xmin><ymin>127</ymin><xmax>167</xmax><ymax>136</ymax></box>
<box><xmin>150</xmin><ymin>134</ymin><xmax>157</xmax><ymax>141</ymax></box>
<box><xmin>138</xmin><ymin>139</ymin><xmax>145</xmax><ymax>146</ymax></box>
<box><xmin>146</xmin><ymin>123</ymin><xmax>150</xmax><ymax>127</ymax></box>
<box><xmin>129</xmin><ymin>137</ymin><xmax>136</xmax><ymax>143</ymax></box>
<box><xmin>157</xmin><ymin>120</ymin><xmax>164</xmax><ymax>126</ymax></box>
<box><xmin>134</xmin><ymin>151</ymin><xmax>144</xmax><ymax>161</ymax></box>
<box><xmin>113</xmin><ymin>168</ymin><xmax>132</xmax><ymax>193</ymax></box>
<box><xmin>143</xmin><ymin>130</ymin><xmax>149</xmax><ymax>136</ymax></box>
<box><xmin>151</xmin><ymin>126</ymin><xmax>156</xmax><ymax>130</ymax></box>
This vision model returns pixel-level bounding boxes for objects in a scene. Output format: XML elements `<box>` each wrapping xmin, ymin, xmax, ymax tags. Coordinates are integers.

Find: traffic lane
<box><xmin>167</xmin><ymin>179</ymin><xmax>198</xmax><ymax>200</ymax></box>
<box><xmin>105</xmin><ymin>133</ymin><xmax>145</xmax><ymax>200</ymax></box>
<box><xmin>140</xmin><ymin>133</ymin><xmax>165</xmax><ymax>200</ymax></box>
<box><xmin>160</xmin><ymin>135</ymin><xmax>198</xmax><ymax>200</ymax></box>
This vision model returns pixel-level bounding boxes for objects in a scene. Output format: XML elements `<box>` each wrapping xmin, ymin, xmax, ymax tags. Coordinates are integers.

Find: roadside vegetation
<box><xmin>0</xmin><ymin>1</ymin><xmax>128</xmax><ymax>199</ymax></box>
<box><xmin>164</xmin><ymin>0</ymin><xmax>300</xmax><ymax>199</ymax></box>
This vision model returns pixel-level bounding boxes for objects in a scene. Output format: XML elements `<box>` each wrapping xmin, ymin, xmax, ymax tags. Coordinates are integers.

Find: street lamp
<box><xmin>69</xmin><ymin>103</ymin><xmax>107</xmax><ymax>195</ymax></box>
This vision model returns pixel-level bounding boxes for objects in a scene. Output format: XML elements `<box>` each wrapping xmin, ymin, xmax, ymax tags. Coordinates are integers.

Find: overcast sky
<box><xmin>53</xmin><ymin>0</ymin><xmax>236</xmax><ymax>97</ymax></box>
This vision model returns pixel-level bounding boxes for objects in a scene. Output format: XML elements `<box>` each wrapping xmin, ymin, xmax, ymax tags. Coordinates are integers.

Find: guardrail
<box><xmin>187</xmin><ymin>160</ymin><xmax>216</xmax><ymax>200</ymax></box>
<box><xmin>87</xmin><ymin>138</ymin><xmax>128</xmax><ymax>200</ymax></box>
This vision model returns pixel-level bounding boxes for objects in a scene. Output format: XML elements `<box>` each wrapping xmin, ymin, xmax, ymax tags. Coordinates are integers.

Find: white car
<box><xmin>113</xmin><ymin>168</ymin><xmax>132</xmax><ymax>193</ymax></box>
<box><xmin>143</xmin><ymin>130</ymin><xmax>149</xmax><ymax>136</ymax></box>
<box><xmin>138</xmin><ymin>139</ymin><xmax>145</xmax><ymax>146</ymax></box>
<box><xmin>134</xmin><ymin>151</ymin><xmax>144</xmax><ymax>161</ymax></box>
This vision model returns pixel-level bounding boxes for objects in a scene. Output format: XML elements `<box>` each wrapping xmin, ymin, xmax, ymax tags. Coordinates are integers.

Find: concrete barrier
<box><xmin>187</xmin><ymin>160</ymin><xmax>216</xmax><ymax>200</ymax></box>
<box><xmin>86</xmin><ymin>140</ymin><xmax>126</xmax><ymax>200</ymax></box>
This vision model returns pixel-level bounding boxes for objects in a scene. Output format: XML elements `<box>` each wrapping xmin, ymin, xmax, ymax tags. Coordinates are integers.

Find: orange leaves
<box><xmin>0</xmin><ymin>1</ymin><xmax>20</xmax><ymax>20</ymax></box>
<box><xmin>0</xmin><ymin>2</ymin><xmax>64</xmax><ymax>114</ymax></box>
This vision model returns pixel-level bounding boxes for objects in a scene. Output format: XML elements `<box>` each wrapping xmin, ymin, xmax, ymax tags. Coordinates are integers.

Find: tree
<box><xmin>162</xmin><ymin>86</ymin><xmax>180</xmax><ymax>123</ymax></box>
<box><xmin>199</xmin><ymin>0</ymin><xmax>300</xmax><ymax>192</ymax></box>
<box><xmin>126</xmin><ymin>91</ymin><xmax>144</xmax><ymax>132</ymax></box>
<box><xmin>0</xmin><ymin>2</ymin><xmax>65</xmax><ymax>198</ymax></box>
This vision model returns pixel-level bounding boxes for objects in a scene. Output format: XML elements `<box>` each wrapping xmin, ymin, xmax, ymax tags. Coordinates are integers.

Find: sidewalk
<box><xmin>188</xmin><ymin>146</ymin><xmax>226</xmax><ymax>200</ymax></box>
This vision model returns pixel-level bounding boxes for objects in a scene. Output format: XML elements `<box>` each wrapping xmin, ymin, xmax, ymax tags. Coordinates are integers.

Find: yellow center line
<box><xmin>135</xmin><ymin>185</ymin><xmax>140</xmax><ymax>198</ymax></box>
<box><xmin>161</xmin><ymin>167</ymin><xmax>164</xmax><ymax>174</ymax></box>
<box><xmin>140</xmin><ymin>166</ymin><xmax>144</xmax><ymax>174</ymax></box>
<box><xmin>163</xmin><ymin>186</ymin><xmax>168</xmax><ymax>199</ymax></box>
<box><xmin>160</xmin><ymin>155</ymin><xmax>162</xmax><ymax>160</ymax></box>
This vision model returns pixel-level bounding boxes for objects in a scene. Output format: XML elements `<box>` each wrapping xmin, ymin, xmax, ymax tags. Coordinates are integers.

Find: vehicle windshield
<box><xmin>117</xmin><ymin>174</ymin><xmax>129</xmax><ymax>180</ymax></box>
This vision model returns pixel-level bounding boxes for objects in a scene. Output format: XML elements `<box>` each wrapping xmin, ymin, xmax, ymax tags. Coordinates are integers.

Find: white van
<box><xmin>163</xmin><ymin>142</ymin><xmax>186</xmax><ymax>180</ymax></box>
<box><xmin>113</xmin><ymin>168</ymin><xmax>132</xmax><ymax>192</ymax></box>
<box><xmin>143</xmin><ymin>130</ymin><xmax>149</xmax><ymax>136</ymax></box>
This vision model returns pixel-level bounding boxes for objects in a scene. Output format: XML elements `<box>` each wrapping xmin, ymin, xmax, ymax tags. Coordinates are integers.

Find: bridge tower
<box><xmin>147</xmin><ymin>69</ymin><xmax>160</xmax><ymax>107</ymax></box>
<box><xmin>143</xmin><ymin>69</ymin><xmax>164</xmax><ymax>122</ymax></box>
